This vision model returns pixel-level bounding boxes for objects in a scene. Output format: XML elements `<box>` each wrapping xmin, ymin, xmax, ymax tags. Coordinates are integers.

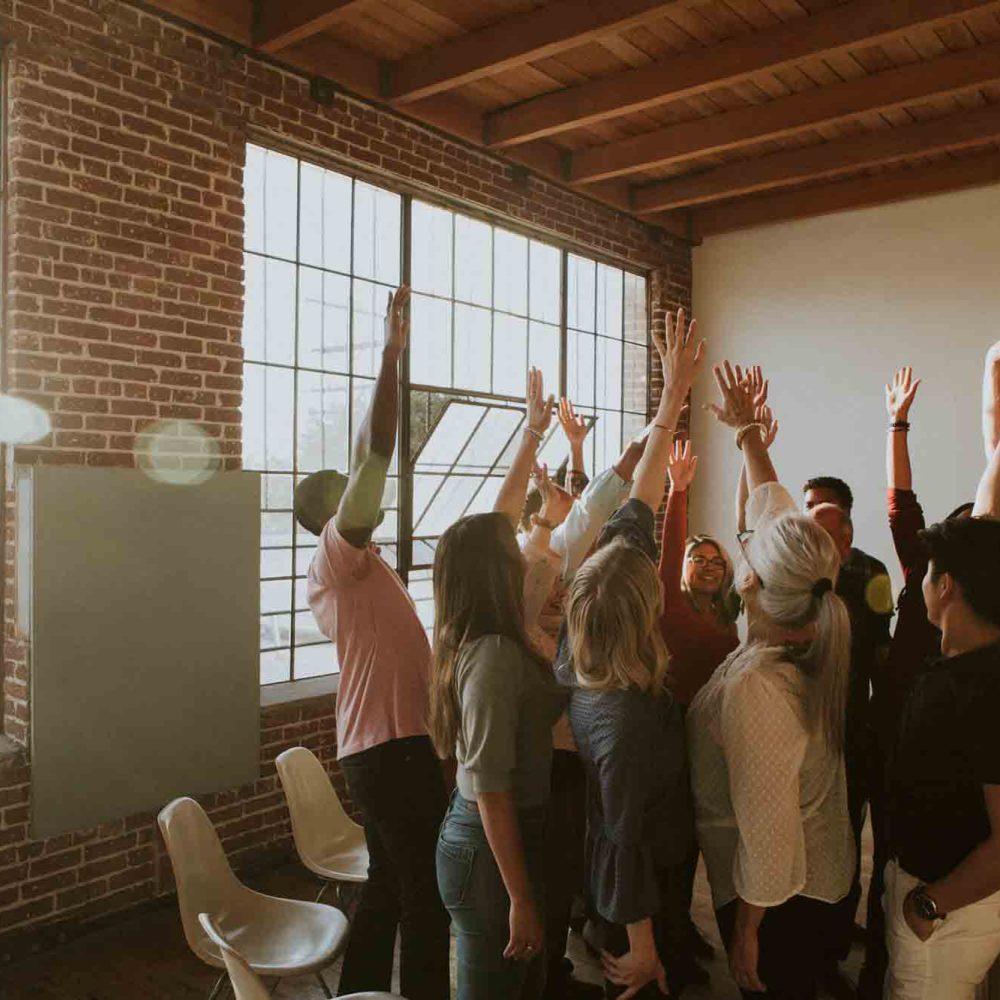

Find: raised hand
<box><xmin>384</xmin><ymin>285</ymin><xmax>410</xmax><ymax>355</ymax></box>
<box><xmin>558</xmin><ymin>397</ymin><xmax>590</xmax><ymax>448</ymax></box>
<box><xmin>532</xmin><ymin>462</ymin><xmax>573</xmax><ymax>527</ymax></box>
<box><xmin>667</xmin><ymin>438</ymin><xmax>698</xmax><ymax>492</ymax></box>
<box><xmin>526</xmin><ymin>367</ymin><xmax>555</xmax><ymax>436</ymax></box>
<box><xmin>653</xmin><ymin>307</ymin><xmax>706</xmax><ymax>404</ymax></box>
<box><xmin>885</xmin><ymin>366</ymin><xmax>921</xmax><ymax>423</ymax></box>
<box><xmin>737</xmin><ymin>364</ymin><xmax>769</xmax><ymax>408</ymax></box>
<box><xmin>756</xmin><ymin>403</ymin><xmax>778</xmax><ymax>449</ymax></box>
<box><xmin>706</xmin><ymin>361</ymin><xmax>758</xmax><ymax>428</ymax></box>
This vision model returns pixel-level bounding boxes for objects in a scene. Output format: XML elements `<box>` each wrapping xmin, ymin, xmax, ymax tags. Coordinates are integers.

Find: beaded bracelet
<box><xmin>735</xmin><ymin>422</ymin><xmax>767</xmax><ymax>451</ymax></box>
<box><xmin>889</xmin><ymin>421</ymin><xmax>911</xmax><ymax>432</ymax></box>
<box><xmin>524</xmin><ymin>426</ymin><xmax>544</xmax><ymax>442</ymax></box>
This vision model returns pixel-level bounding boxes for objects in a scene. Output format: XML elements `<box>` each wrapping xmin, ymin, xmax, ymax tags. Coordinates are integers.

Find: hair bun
<box><xmin>811</xmin><ymin>577</ymin><xmax>833</xmax><ymax>599</ymax></box>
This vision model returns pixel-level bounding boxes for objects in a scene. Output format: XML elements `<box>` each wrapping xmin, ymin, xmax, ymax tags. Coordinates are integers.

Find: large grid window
<box><xmin>242</xmin><ymin>144</ymin><xmax>649</xmax><ymax>684</ymax></box>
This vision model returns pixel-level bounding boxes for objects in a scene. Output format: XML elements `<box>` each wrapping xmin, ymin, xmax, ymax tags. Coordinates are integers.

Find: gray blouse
<box><xmin>454</xmin><ymin>634</ymin><xmax>567</xmax><ymax>809</ymax></box>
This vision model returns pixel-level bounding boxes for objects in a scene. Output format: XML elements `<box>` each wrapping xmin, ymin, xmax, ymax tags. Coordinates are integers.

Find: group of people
<box><xmin>294</xmin><ymin>283</ymin><xmax>1000</xmax><ymax>1000</ymax></box>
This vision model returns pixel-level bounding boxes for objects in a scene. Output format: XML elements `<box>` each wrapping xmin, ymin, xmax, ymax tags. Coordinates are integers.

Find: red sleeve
<box><xmin>887</xmin><ymin>488</ymin><xmax>926</xmax><ymax>579</ymax></box>
<box><xmin>658</xmin><ymin>489</ymin><xmax>687</xmax><ymax>611</ymax></box>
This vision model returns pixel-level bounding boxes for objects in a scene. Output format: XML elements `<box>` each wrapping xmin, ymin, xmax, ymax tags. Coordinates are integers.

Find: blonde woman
<box><xmin>687</xmin><ymin>363</ymin><xmax>854</xmax><ymax>999</ymax></box>
<box><xmin>558</xmin><ymin>308</ymin><xmax>705</xmax><ymax>999</ymax></box>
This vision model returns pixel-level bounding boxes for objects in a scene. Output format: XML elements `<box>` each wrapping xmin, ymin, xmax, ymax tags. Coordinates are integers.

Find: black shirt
<box><xmin>888</xmin><ymin>640</ymin><xmax>1000</xmax><ymax>883</ymax></box>
<box><xmin>555</xmin><ymin>499</ymin><xmax>694</xmax><ymax>924</ymax></box>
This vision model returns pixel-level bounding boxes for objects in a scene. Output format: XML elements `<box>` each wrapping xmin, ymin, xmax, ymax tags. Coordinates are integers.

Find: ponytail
<box><xmin>805</xmin><ymin>588</ymin><xmax>850</xmax><ymax>753</ymax></box>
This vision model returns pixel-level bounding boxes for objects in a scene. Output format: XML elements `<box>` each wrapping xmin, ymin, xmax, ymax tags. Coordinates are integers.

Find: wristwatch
<box><xmin>911</xmin><ymin>886</ymin><xmax>946</xmax><ymax>922</ymax></box>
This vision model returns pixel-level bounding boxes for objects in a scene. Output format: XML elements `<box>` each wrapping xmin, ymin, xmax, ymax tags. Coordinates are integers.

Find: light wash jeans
<box><xmin>885</xmin><ymin>859</ymin><xmax>1000</xmax><ymax>1000</ymax></box>
<box><xmin>436</xmin><ymin>791</ymin><xmax>548</xmax><ymax>1000</ymax></box>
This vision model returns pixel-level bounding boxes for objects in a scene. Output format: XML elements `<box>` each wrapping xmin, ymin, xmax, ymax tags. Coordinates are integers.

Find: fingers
<box><xmin>706</xmin><ymin>402</ymin><xmax>726</xmax><ymax>422</ymax></box>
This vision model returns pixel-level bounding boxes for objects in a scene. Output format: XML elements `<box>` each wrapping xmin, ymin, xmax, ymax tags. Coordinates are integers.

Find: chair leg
<box><xmin>314</xmin><ymin>880</ymin><xmax>329</xmax><ymax>904</ymax></box>
<box><xmin>268</xmin><ymin>976</ymin><xmax>282</xmax><ymax>997</ymax></box>
<box><xmin>316</xmin><ymin>971</ymin><xmax>333</xmax><ymax>999</ymax></box>
<box><xmin>207</xmin><ymin>972</ymin><xmax>230</xmax><ymax>1000</ymax></box>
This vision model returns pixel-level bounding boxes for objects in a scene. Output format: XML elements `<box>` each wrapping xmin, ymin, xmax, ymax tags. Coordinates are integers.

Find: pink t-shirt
<box><xmin>307</xmin><ymin>521</ymin><xmax>431</xmax><ymax>760</ymax></box>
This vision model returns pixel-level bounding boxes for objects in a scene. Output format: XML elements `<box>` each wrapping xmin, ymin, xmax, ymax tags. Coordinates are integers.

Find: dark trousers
<box><xmin>544</xmin><ymin>750</ymin><xmax>587</xmax><ymax>991</ymax></box>
<box><xmin>437</xmin><ymin>792</ymin><xmax>548</xmax><ymax>1000</ymax></box>
<box><xmin>717</xmin><ymin>895</ymin><xmax>837</xmax><ymax>1000</ymax></box>
<box><xmin>337</xmin><ymin>735</ymin><xmax>451</xmax><ymax>1000</ymax></box>
<box><xmin>592</xmin><ymin>860</ymin><xmax>691</xmax><ymax>999</ymax></box>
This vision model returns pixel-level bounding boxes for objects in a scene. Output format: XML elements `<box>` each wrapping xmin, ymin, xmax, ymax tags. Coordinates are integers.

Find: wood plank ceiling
<box><xmin>140</xmin><ymin>0</ymin><xmax>1000</xmax><ymax>240</ymax></box>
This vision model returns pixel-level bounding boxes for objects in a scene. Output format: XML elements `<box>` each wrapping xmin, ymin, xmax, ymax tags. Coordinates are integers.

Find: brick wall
<box><xmin>0</xmin><ymin>0</ymin><xmax>691</xmax><ymax>946</ymax></box>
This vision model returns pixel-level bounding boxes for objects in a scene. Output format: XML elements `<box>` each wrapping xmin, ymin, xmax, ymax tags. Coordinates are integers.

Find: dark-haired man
<box><xmin>803</xmin><ymin>479</ymin><xmax>893</xmax><ymax>999</ymax></box>
<box><xmin>884</xmin><ymin>515</ymin><xmax>1000</xmax><ymax>999</ymax></box>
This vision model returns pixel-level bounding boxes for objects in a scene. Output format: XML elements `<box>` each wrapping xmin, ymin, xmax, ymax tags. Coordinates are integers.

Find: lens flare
<box><xmin>0</xmin><ymin>394</ymin><xmax>51</xmax><ymax>445</ymax></box>
<box><xmin>135</xmin><ymin>420</ymin><xmax>221</xmax><ymax>486</ymax></box>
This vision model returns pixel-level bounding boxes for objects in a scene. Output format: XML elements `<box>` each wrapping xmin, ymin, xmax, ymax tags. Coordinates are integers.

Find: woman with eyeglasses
<box><xmin>656</xmin><ymin>438</ymin><xmax>740</xmax><ymax>984</ymax></box>
<box><xmin>687</xmin><ymin>363</ymin><xmax>854</xmax><ymax>1000</ymax></box>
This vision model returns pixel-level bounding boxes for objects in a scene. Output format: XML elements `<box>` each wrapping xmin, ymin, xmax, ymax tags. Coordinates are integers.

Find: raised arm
<box><xmin>558</xmin><ymin>397</ymin><xmax>590</xmax><ymax>497</ymax></box>
<box><xmin>708</xmin><ymin>362</ymin><xmax>777</xmax><ymax>492</ymax></box>
<box><xmin>983</xmin><ymin>341</ymin><xmax>1000</xmax><ymax>461</ymax></box>
<box><xmin>336</xmin><ymin>286</ymin><xmax>409</xmax><ymax>548</ymax></box>
<box><xmin>494</xmin><ymin>367</ymin><xmax>554</xmax><ymax>527</ymax></box>
<box><xmin>660</xmin><ymin>439</ymin><xmax>697</xmax><ymax>606</ymax></box>
<box><xmin>972</xmin><ymin>441</ymin><xmax>1000</xmax><ymax>519</ymax></box>
<box><xmin>630</xmin><ymin>308</ymin><xmax>705</xmax><ymax>511</ymax></box>
<box><xmin>885</xmin><ymin>366</ymin><xmax>921</xmax><ymax>492</ymax></box>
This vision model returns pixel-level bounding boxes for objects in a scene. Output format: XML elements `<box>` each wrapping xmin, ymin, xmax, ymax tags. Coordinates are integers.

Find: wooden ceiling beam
<box><xmin>571</xmin><ymin>38</ymin><xmax>1000</xmax><ymax>183</ymax></box>
<box><xmin>384</xmin><ymin>0</ymin><xmax>686</xmax><ymax>106</ymax></box>
<box><xmin>686</xmin><ymin>152</ymin><xmax>1000</xmax><ymax>238</ymax></box>
<box><xmin>255</xmin><ymin>0</ymin><xmax>371</xmax><ymax>55</ymax></box>
<box><xmin>486</xmin><ymin>0</ymin><xmax>1000</xmax><ymax>149</ymax></box>
<box><xmin>633</xmin><ymin>104</ymin><xmax>1000</xmax><ymax>213</ymax></box>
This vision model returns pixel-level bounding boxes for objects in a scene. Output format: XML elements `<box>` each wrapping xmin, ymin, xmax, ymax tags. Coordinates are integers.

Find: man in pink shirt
<box><xmin>296</xmin><ymin>286</ymin><xmax>449</xmax><ymax>1000</ymax></box>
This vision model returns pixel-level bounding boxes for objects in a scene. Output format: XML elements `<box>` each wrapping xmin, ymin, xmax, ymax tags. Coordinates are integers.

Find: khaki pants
<box><xmin>886</xmin><ymin>860</ymin><xmax>1000</xmax><ymax>1000</ymax></box>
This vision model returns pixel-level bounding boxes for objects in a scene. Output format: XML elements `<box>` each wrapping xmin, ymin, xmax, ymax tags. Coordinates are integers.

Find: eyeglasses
<box><xmin>737</xmin><ymin>529</ymin><xmax>766</xmax><ymax>590</ymax></box>
<box><xmin>690</xmin><ymin>555</ymin><xmax>726</xmax><ymax>571</ymax></box>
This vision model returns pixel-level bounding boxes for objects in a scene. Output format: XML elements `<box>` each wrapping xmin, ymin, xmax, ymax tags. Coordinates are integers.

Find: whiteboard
<box><xmin>26</xmin><ymin>468</ymin><xmax>261</xmax><ymax>839</ymax></box>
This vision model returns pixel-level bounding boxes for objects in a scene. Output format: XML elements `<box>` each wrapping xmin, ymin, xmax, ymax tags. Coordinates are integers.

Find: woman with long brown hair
<box><xmin>431</xmin><ymin>369</ymin><xmax>567</xmax><ymax>1000</ymax></box>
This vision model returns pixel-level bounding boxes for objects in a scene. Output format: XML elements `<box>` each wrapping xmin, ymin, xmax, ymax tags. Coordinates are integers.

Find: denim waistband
<box><xmin>448</xmin><ymin>790</ymin><xmax>547</xmax><ymax>824</ymax></box>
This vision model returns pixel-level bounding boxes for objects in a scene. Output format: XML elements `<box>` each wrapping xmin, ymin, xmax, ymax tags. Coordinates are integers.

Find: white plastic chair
<box><xmin>158</xmin><ymin>797</ymin><xmax>349</xmax><ymax>1000</ymax></box>
<box><xmin>198</xmin><ymin>914</ymin><xmax>403</xmax><ymax>1000</ymax></box>
<box><xmin>275</xmin><ymin>747</ymin><xmax>369</xmax><ymax>904</ymax></box>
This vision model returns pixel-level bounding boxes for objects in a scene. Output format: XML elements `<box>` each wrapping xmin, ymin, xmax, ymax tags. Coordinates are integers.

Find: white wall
<box><xmin>690</xmin><ymin>182</ymin><xmax>1000</xmax><ymax>594</ymax></box>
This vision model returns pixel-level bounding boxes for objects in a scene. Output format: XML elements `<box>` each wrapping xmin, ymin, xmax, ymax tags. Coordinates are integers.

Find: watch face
<box><xmin>914</xmin><ymin>892</ymin><xmax>938</xmax><ymax>921</ymax></box>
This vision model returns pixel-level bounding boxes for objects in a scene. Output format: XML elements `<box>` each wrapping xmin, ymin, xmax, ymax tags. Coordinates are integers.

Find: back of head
<box><xmin>808</xmin><ymin>502</ymin><xmax>853</xmax><ymax>561</ymax></box>
<box><xmin>803</xmin><ymin>475</ymin><xmax>854</xmax><ymax>513</ymax></box>
<box><xmin>745</xmin><ymin>512</ymin><xmax>851</xmax><ymax>751</ymax></box>
<box><xmin>567</xmin><ymin>537</ymin><xmax>667</xmax><ymax>693</ymax></box>
<box><xmin>920</xmin><ymin>517</ymin><xmax>1000</xmax><ymax>628</ymax></box>
<box><xmin>429</xmin><ymin>512</ymin><xmax>532</xmax><ymax>756</ymax></box>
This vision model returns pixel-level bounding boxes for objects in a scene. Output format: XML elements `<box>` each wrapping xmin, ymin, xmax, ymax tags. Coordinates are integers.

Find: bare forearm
<box><xmin>570</xmin><ymin>442</ymin><xmax>585</xmax><ymax>477</ymax></box>
<box><xmin>478</xmin><ymin>791</ymin><xmax>534</xmax><ymax>905</ymax></box>
<box><xmin>741</xmin><ymin>427</ymin><xmax>778</xmax><ymax>493</ymax></box>
<box><xmin>928</xmin><ymin>837</ymin><xmax>1000</xmax><ymax>914</ymax></box>
<box><xmin>736</xmin><ymin>466</ymin><xmax>749</xmax><ymax>534</ymax></box>
<box><xmin>983</xmin><ymin>348</ymin><xmax>1000</xmax><ymax>461</ymax></box>
<box><xmin>631</xmin><ymin>389</ymin><xmax>686</xmax><ymax>509</ymax></box>
<box><xmin>972</xmin><ymin>441</ymin><xmax>1000</xmax><ymax>518</ymax></box>
<box><xmin>361</xmin><ymin>346</ymin><xmax>401</xmax><ymax>462</ymax></box>
<box><xmin>613</xmin><ymin>437</ymin><xmax>646</xmax><ymax>482</ymax></box>
<box><xmin>625</xmin><ymin>917</ymin><xmax>657</xmax><ymax>961</ymax></box>
<box><xmin>888</xmin><ymin>428</ymin><xmax>913</xmax><ymax>492</ymax></box>
<box><xmin>494</xmin><ymin>432</ymin><xmax>539</xmax><ymax>526</ymax></box>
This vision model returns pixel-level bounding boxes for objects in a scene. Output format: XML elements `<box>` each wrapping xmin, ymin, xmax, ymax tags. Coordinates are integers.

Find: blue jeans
<box><xmin>437</xmin><ymin>792</ymin><xmax>548</xmax><ymax>1000</ymax></box>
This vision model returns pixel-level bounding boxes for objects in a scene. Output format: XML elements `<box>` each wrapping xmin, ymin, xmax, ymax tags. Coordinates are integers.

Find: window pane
<box><xmin>623</xmin><ymin>411</ymin><xmax>647</xmax><ymax>445</ymax></box>
<box><xmin>353</xmin><ymin>181</ymin><xmax>401</xmax><ymax>285</ymax></box>
<box><xmin>243</xmin><ymin>256</ymin><xmax>295</xmax><ymax>366</ymax></box>
<box><xmin>243</xmin><ymin>364</ymin><xmax>294</xmax><ymax>471</ymax></box>
<box><xmin>299</xmin><ymin>162</ymin><xmax>351</xmax><ymax>273</ymax></box>
<box><xmin>566</xmin><ymin>330</ymin><xmax>595</xmax><ymax>409</ymax></box>
<box><xmin>244</xmin><ymin>144</ymin><xmax>265</xmax><ymax>255</ymax></box>
<box><xmin>294</xmin><ymin>642</ymin><xmax>337</xmax><ymax>679</ymax></box>
<box><xmin>415</xmin><ymin>475</ymin><xmax>482</xmax><ymax>535</ymax></box>
<box><xmin>410</xmin><ymin>294</ymin><xmax>452</xmax><ymax>387</ymax></box>
<box><xmin>261</xmin><ymin>613</ymin><xmax>291</xmax><ymax>650</ymax></box>
<box><xmin>529</xmin><ymin>321</ymin><xmax>560</xmax><ymax>398</ymax></box>
<box><xmin>597</xmin><ymin>264</ymin><xmax>624</xmax><ymax>337</ymax></box>
<box><xmin>596</xmin><ymin>335</ymin><xmax>623</xmax><ymax>411</ymax></box>
<box><xmin>492</xmin><ymin>314</ymin><xmax>527</xmax><ymax>397</ymax></box>
<box><xmin>494</xmin><ymin>228</ymin><xmax>527</xmax><ymax>316</ymax></box>
<box><xmin>294</xmin><ymin>610</ymin><xmax>326</xmax><ymax>647</ymax></box>
<box><xmin>454</xmin><ymin>304</ymin><xmax>491</xmax><ymax>393</ymax></box>
<box><xmin>297</xmin><ymin>371</ymin><xmax>350</xmax><ymax>474</ymax></box>
<box><xmin>594</xmin><ymin>410</ymin><xmax>622</xmax><ymax>473</ymax></box>
<box><xmin>567</xmin><ymin>255</ymin><xmax>596</xmax><ymax>332</ymax></box>
<box><xmin>412</xmin><ymin>201</ymin><xmax>453</xmax><ymax>298</ymax></box>
<box><xmin>624</xmin><ymin>272</ymin><xmax>648</xmax><ymax>344</ymax></box>
<box><xmin>460</xmin><ymin>408</ymin><xmax>523</xmax><ymax>474</ymax></box>
<box><xmin>261</xmin><ymin>578</ymin><xmax>292</xmax><ymax>615</ymax></box>
<box><xmin>262</xmin><ymin>474</ymin><xmax>293</xmax><ymax>510</ymax></box>
<box><xmin>261</xmin><ymin>511</ymin><xmax>293</xmax><ymax>548</ymax></box>
<box><xmin>261</xmin><ymin>547</ymin><xmax>292</xmax><ymax>578</ymax></box>
<box><xmin>261</xmin><ymin>649</ymin><xmax>291</xmax><ymax>685</ymax></box>
<box><xmin>259</xmin><ymin>148</ymin><xmax>298</xmax><ymax>260</ymax></box>
<box><xmin>455</xmin><ymin>215</ymin><xmax>492</xmax><ymax>306</ymax></box>
<box><xmin>353</xmin><ymin>279</ymin><xmax>391</xmax><ymax>378</ymax></box>
<box><xmin>624</xmin><ymin>341</ymin><xmax>648</xmax><ymax>414</ymax></box>
<box><xmin>298</xmin><ymin>267</ymin><xmax>349</xmax><ymax>373</ymax></box>
<box><xmin>529</xmin><ymin>240</ymin><xmax>560</xmax><ymax>323</ymax></box>
<box><xmin>416</xmin><ymin>402</ymin><xmax>483</xmax><ymax>473</ymax></box>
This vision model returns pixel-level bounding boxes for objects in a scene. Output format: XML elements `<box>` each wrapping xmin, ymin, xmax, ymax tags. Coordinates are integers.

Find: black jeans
<box><xmin>544</xmin><ymin>750</ymin><xmax>588</xmax><ymax>991</ymax></box>
<box><xmin>337</xmin><ymin>735</ymin><xmax>451</xmax><ymax>1000</ymax></box>
<box><xmin>717</xmin><ymin>895</ymin><xmax>837</xmax><ymax>1000</ymax></box>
